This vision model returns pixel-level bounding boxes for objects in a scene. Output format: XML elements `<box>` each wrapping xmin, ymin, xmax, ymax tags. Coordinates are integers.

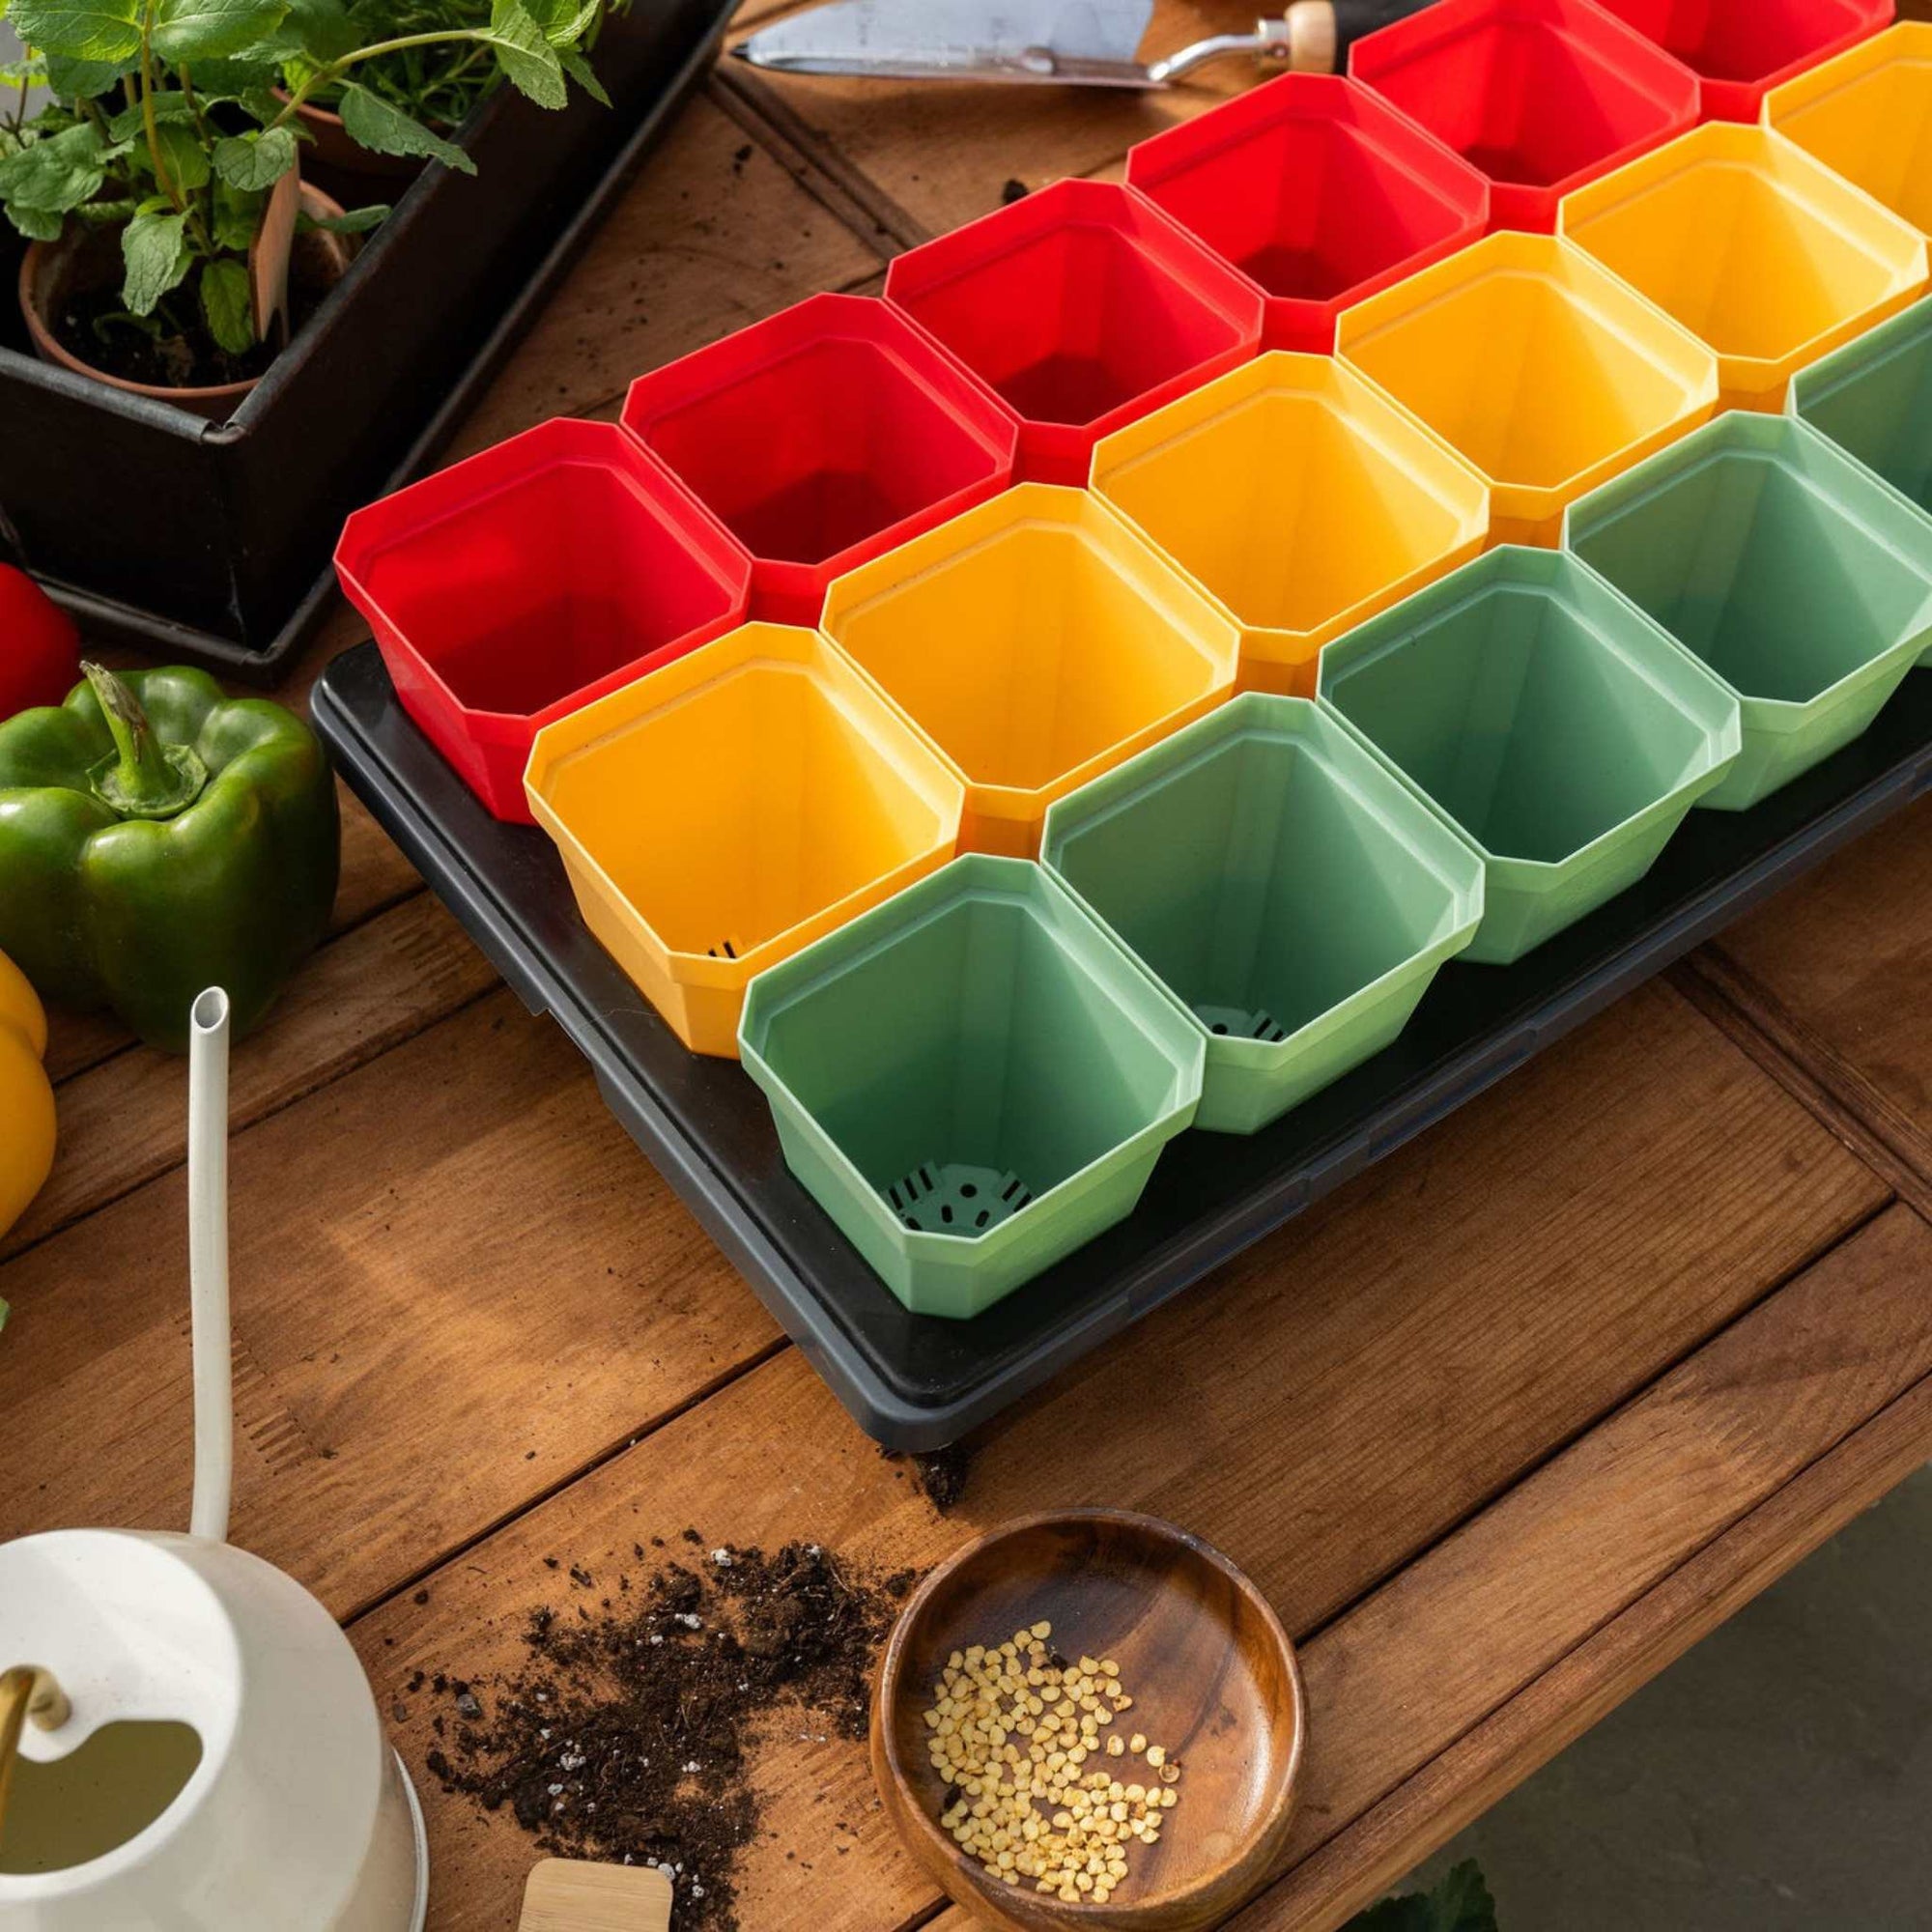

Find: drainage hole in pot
<box><xmin>1194</xmin><ymin>1003</ymin><xmax>1290</xmax><ymax>1045</ymax></box>
<box><xmin>707</xmin><ymin>938</ymin><xmax>742</xmax><ymax>960</ymax></box>
<box><xmin>886</xmin><ymin>1162</ymin><xmax>1033</xmax><ymax>1237</ymax></box>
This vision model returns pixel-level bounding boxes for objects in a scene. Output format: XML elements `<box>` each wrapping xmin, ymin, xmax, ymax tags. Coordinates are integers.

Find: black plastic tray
<box><xmin>314</xmin><ymin>640</ymin><xmax>1932</xmax><ymax>1448</ymax></box>
<box><xmin>0</xmin><ymin>0</ymin><xmax>732</xmax><ymax>685</ymax></box>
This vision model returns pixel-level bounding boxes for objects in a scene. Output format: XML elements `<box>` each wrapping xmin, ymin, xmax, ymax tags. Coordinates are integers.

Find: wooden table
<box><xmin>7</xmin><ymin>6</ymin><xmax>1932</xmax><ymax>1927</ymax></box>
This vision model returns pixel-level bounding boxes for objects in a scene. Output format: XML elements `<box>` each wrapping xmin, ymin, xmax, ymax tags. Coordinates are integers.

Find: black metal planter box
<box><xmin>0</xmin><ymin>0</ymin><xmax>734</xmax><ymax>684</ymax></box>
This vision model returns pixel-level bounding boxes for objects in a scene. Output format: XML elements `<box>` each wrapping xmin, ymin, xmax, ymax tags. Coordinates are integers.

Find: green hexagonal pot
<box><xmin>1040</xmin><ymin>695</ymin><xmax>1486</xmax><ymax>1135</ymax></box>
<box><xmin>738</xmin><ymin>855</ymin><xmax>1204</xmax><ymax>1319</ymax></box>
<box><xmin>1318</xmin><ymin>548</ymin><xmax>1741</xmax><ymax>965</ymax></box>
<box><xmin>1568</xmin><ymin>412</ymin><xmax>1932</xmax><ymax>810</ymax></box>
<box><xmin>1790</xmin><ymin>297</ymin><xmax>1932</xmax><ymax>666</ymax></box>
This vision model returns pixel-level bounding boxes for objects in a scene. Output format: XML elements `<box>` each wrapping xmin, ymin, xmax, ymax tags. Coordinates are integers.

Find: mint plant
<box><xmin>0</xmin><ymin>0</ymin><xmax>610</xmax><ymax>374</ymax></box>
<box><xmin>287</xmin><ymin>0</ymin><xmax>599</xmax><ymax>139</ymax></box>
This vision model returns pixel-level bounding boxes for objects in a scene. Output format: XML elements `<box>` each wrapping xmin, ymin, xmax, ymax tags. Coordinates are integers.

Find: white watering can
<box><xmin>0</xmin><ymin>989</ymin><xmax>429</xmax><ymax>1930</ymax></box>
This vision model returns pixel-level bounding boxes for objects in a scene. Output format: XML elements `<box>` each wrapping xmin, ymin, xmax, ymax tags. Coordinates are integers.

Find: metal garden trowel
<box><xmin>733</xmin><ymin>0</ymin><xmax>1434</xmax><ymax>87</ymax></box>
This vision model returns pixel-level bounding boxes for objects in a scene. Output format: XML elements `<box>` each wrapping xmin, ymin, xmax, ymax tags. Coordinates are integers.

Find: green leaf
<box><xmin>42</xmin><ymin>49</ymin><xmax>127</xmax><ymax>96</ymax></box>
<box><xmin>151</xmin><ymin>0</ymin><xmax>289</xmax><ymax>62</ymax></box>
<box><xmin>121</xmin><ymin>206</ymin><xmax>191</xmax><ymax>314</ymax></box>
<box><xmin>182</xmin><ymin>53</ymin><xmax>281</xmax><ymax>91</ymax></box>
<box><xmin>522</xmin><ymin>0</ymin><xmax>598</xmax><ymax>48</ymax></box>
<box><xmin>4</xmin><ymin>199</ymin><xmax>66</xmax><ymax>240</ymax></box>
<box><xmin>1348</xmin><ymin>1904</ymin><xmax>1428</xmax><ymax>1932</ymax></box>
<box><xmin>198</xmin><ymin>253</ymin><xmax>254</xmax><ymax>354</ymax></box>
<box><xmin>479</xmin><ymin>0</ymin><xmax>563</xmax><ymax>107</ymax></box>
<box><xmin>1346</xmin><ymin>1863</ymin><xmax>1498</xmax><ymax>1932</ymax></box>
<box><xmin>107</xmin><ymin>91</ymin><xmax>196</xmax><ymax>141</ymax></box>
<box><xmin>152</xmin><ymin>115</ymin><xmax>210</xmax><ymax>189</ymax></box>
<box><xmin>1430</xmin><ymin>1864</ymin><xmax>1498</xmax><ymax>1931</ymax></box>
<box><xmin>1</xmin><ymin>43</ymin><xmax>58</xmax><ymax>103</ymax></box>
<box><xmin>337</xmin><ymin>81</ymin><xmax>473</xmax><ymax>171</ymax></box>
<box><xmin>210</xmin><ymin>176</ymin><xmax>262</xmax><ymax>247</ymax></box>
<box><xmin>7</xmin><ymin>0</ymin><xmax>139</xmax><ymax>60</ymax></box>
<box><xmin>556</xmin><ymin>43</ymin><xmax>606</xmax><ymax>106</ymax></box>
<box><xmin>300</xmin><ymin>198</ymin><xmax>384</xmax><ymax>233</ymax></box>
<box><xmin>274</xmin><ymin>0</ymin><xmax>355</xmax><ymax>60</ymax></box>
<box><xmin>0</xmin><ymin>122</ymin><xmax>105</xmax><ymax>212</ymax></box>
<box><xmin>237</xmin><ymin>80</ymin><xmax>286</xmax><ymax>124</ymax></box>
<box><xmin>212</xmin><ymin>123</ymin><xmax>296</xmax><ymax>188</ymax></box>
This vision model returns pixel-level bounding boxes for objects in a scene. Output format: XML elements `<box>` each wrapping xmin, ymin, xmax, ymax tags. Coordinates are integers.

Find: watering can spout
<box><xmin>187</xmin><ymin>988</ymin><xmax>232</xmax><ymax>1546</ymax></box>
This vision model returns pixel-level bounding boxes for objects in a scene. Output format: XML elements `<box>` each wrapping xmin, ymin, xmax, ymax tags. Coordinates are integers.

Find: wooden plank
<box><xmin>0</xmin><ymin>986</ymin><xmax>784</xmax><ymax>1613</ymax></box>
<box><xmin>719</xmin><ymin>1</ymin><xmax>1257</xmax><ymax>241</ymax></box>
<box><xmin>1691</xmin><ymin>797</ymin><xmax>1932</xmax><ymax>1192</ymax></box>
<box><xmin>343</xmin><ymin>980</ymin><xmax>1886</xmax><ymax>1930</ymax></box>
<box><xmin>1223</xmin><ymin>1206</ymin><xmax>1932</xmax><ymax>1930</ymax></box>
<box><xmin>1240</xmin><ymin>1366</ymin><xmax>1932</xmax><ymax>1931</ymax></box>
<box><xmin>331</xmin><ymin>783</ymin><xmax>425</xmax><ymax>924</ymax></box>
<box><xmin>710</xmin><ymin>76</ymin><xmax>918</xmax><ymax>262</ymax></box>
<box><xmin>41</xmin><ymin>1009</ymin><xmax>141</xmax><ymax>1089</ymax></box>
<box><xmin>6</xmin><ymin>894</ymin><xmax>498</xmax><ymax>1259</ymax></box>
<box><xmin>1671</xmin><ymin>962</ymin><xmax>1932</xmax><ymax>1225</ymax></box>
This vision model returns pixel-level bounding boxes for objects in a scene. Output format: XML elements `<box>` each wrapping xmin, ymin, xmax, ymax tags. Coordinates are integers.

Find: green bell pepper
<box><xmin>0</xmin><ymin>663</ymin><xmax>339</xmax><ymax>1053</ymax></box>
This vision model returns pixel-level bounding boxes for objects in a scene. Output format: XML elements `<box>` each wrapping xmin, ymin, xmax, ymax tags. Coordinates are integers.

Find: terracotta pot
<box><xmin>18</xmin><ymin>184</ymin><xmax>355</xmax><ymax>418</ymax></box>
<box><xmin>277</xmin><ymin>91</ymin><xmax>427</xmax><ymax>182</ymax></box>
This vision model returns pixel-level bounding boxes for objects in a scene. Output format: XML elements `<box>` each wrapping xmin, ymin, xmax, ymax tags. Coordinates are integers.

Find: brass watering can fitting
<box><xmin>0</xmin><ymin>1665</ymin><xmax>71</xmax><ymax>1849</ymax></box>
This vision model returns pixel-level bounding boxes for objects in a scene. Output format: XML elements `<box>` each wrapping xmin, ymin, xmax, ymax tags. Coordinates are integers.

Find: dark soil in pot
<box><xmin>51</xmin><ymin>270</ymin><xmax>336</xmax><ymax>390</ymax></box>
<box><xmin>19</xmin><ymin>185</ymin><xmax>355</xmax><ymax>412</ymax></box>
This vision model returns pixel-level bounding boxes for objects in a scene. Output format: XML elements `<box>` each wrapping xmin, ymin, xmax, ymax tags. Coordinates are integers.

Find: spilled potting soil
<box><xmin>423</xmin><ymin>1536</ymin><xmax>915</xmax><ymax>1931</ymax></box>
<box><xmin>905</xmin><ymin>1441</ymin><xmax>973</xmax><ymax>1514</ymax></box>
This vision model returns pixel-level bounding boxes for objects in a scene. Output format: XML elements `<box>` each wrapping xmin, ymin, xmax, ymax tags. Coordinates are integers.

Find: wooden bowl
<box><xmin>871</xmin><ymin>1510</ymin><xmax>1304</xmax><ymax>1931</ymax></box>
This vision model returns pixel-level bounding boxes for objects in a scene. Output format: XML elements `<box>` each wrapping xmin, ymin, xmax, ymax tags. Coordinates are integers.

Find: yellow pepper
<box><xmin>0</xmin><ymin>946</ymin><xmax>55</xmax><ymax>1241</ymax></box>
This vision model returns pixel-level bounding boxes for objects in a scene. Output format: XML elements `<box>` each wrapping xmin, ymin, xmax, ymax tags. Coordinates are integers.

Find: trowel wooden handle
<box><xmin>1286</xmin><ymin>0</ymin><xmax>1435</xmax><ymax>71</ymax></box>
